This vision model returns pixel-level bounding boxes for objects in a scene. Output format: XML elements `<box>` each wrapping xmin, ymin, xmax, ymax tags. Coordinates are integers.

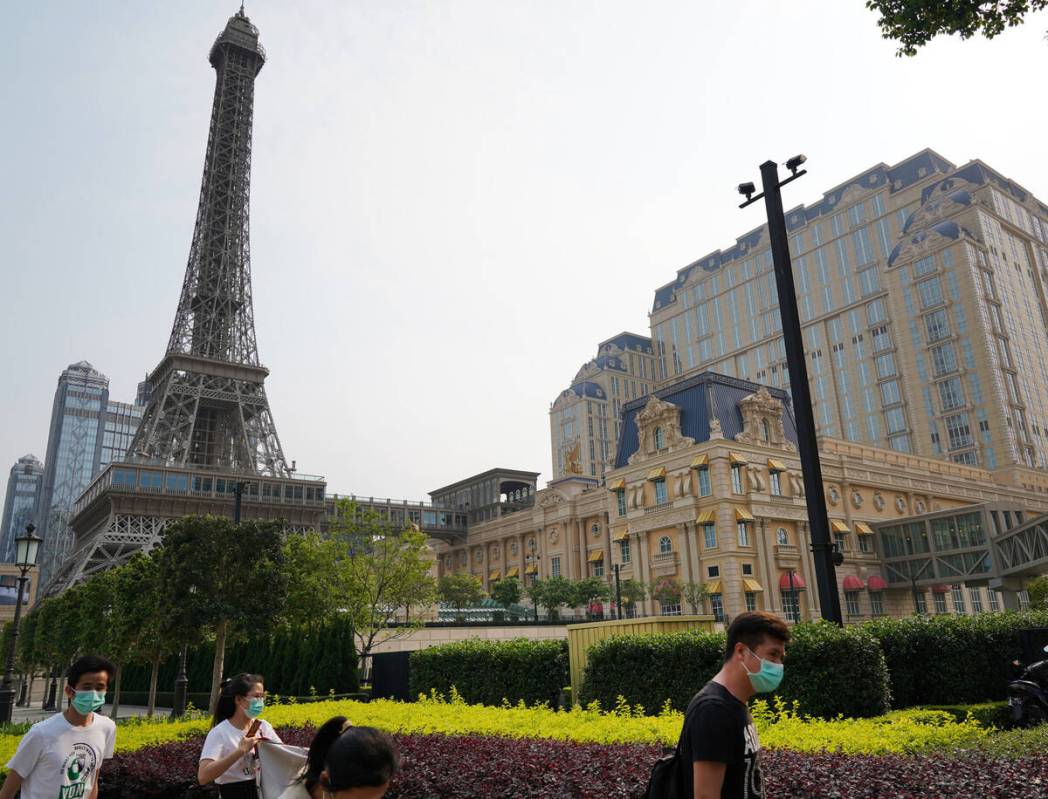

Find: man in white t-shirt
<box><xmin>0</xmin><ymin>655</ymin><xmax>118</xmax><ymax>799</ymax></box>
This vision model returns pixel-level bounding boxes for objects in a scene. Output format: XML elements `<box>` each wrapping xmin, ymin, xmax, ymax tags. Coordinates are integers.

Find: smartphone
<box><xmin>247</xmin><ymin>719</ymin><xmax>262</xmax><ymax>737</ymax></box>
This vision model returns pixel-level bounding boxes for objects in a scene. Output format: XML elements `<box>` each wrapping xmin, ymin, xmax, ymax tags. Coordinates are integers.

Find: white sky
<box><xmin>2</xmin><ymin>1</ymin><xmax>1047</xmax><ymax>505</ymax></box>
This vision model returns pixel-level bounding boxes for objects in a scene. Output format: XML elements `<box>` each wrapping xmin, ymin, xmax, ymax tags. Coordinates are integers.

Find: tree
<box><xmin>437</xmin><ymin>573</ymin><xmax>486</xmax><ymax>611</ymax></box>
<box><xmin>651</xmin><ymin>577</ymin><xmax>684</xmax><ymax>613</ymax></box>
<box><xmin>866</xmin><ymin>0</ymin><xmax>1048</xmax><ymax>56</ymax></box>
<box><xmin>572</xmin><ymin>577</ymin><xmax>611</xmax><ymax>618</ymax></box>
<box><xmin>490</xmin><ymin>577</ymin><xmax>522</xmax><ymax>610</ymax></box>
<box><xmin>526</xmin><ymin>576</ymin><xmax>576</xmax><ymax>621</ymax></box>
<box><xmin>156</xmin><ymin>515</ymin><xmax>289</xmax><ymax>714</ymax></box>
<box><xmin>682</xmin><ymin>581</ymin><xmax>711</xmax><ymax>615</ymax></box>
<box><xmin>618</xmin><ymin>579</ymin><xmax>648</xmax><ymax>617</ymax></box>
<box><xmin>76</xmin><ymin>568</ymin><xmax>128</xmax><ymax>716</ymax></box>
<box><xmin>333</xmin><ymin>501</ymin><xmax>437</xmax><ymax>670</ymax></box>
<box><xmin>1028</xmin><ymin>575</ymin><xmax>1048</xmax><ymax>609</ymax></box>
<box><xmin>281</xmin><ymin>531</ymin><xmax>347</xmax><ymax>629</ymax></box>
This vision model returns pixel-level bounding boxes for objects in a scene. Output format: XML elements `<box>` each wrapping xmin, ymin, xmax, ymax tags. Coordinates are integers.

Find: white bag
<box><xmin>256</xmin><ymin>741</ymin><xmax>309</xmax><ymax>799</ymax></box>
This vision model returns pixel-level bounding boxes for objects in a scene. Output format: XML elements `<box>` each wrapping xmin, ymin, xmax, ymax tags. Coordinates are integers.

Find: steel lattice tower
<box><xmin>128</xmin><ymin>7</ymin><xmax>290</xmax><ymax>477</ymax></box>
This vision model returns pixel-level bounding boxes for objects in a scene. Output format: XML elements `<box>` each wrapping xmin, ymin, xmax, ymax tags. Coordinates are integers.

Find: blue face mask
<box><xmin>245</xmin><ymin>697</ymin><xmax>265</xmax><ymax>718</ymax></box>
<box><xmin>743</xmin><ymin>647</ymin><xmax>784</xmax><ymax>693</ymax></box>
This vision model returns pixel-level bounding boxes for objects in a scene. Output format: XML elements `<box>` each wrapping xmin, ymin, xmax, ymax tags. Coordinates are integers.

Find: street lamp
<box><xmin>737</xmin><ymin>156</ymin><xmax>843</xmax><ymax>625</ymax></box>
<box><xmin>0</xmin><ymin>523</ymin><xmax>42</xmax><ymax>722</ymax></box>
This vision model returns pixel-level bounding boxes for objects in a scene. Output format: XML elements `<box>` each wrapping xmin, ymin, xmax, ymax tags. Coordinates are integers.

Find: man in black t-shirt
<box><xmin>677</xmin><ymin>611</ymin><xmax>789</xmax><ymax>799</ymax></box>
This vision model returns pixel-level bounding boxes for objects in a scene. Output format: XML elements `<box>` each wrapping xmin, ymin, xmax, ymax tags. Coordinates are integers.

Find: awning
<box><xmin>867</xmin><ymin>575</ymin><xmax>888</xmax><ymax>591</ymax></box>
<box><xmin>842</xmin><ymin>575</ymin><xmax>865</xmax><ymax>591</ymax></box>
<box><xmin>854</xmin><ymin>521</ymin><xmax>875</xmax><ymax>535</ymax></box>
<box><xmin>767</xmin><ymin>459</ymin><xmax>787</xmax><ymax>472</ymax></box>
<box><xmin>647</xmin><ymin>466</ymin><xmax>667</xmax><ymax>481</ymax></box>
<box><xmin>742</xmin><ymin>578</ymin><xmax>763</xmax><ymax>592</ymax></box>
<box><xmin>729</xmin><ymin>452</ymin><xmax>749</xmax><ymax>465</ymax></box>
<box><xmin>608</xmin><ymin>478</ymin><xmax>626</xmax><ymax>491</ymax></box>
<box><xmin>932</xmin><ymin>583</ymin><xmax>950</xmax><ymax>594</ymax></box>
<box><xmin>830</xmin><ymin>520</ymin><xmax>850</xmax><ymax>533</ymax></box>
<box><xmin>611</xmin><ymin>527</ymin><xmax>629</xmax><ymax>542</ymax></box>
<box><xmin>587</xmin><ymin>550</ymin><xmax>604</xmax><ymax>562</ymax></box>
<box><xmin>735</xmin><ymin>508</ymin><xmax>755</xmax><ymax>522</ymax></box>
<box><xmin>505</xmin><ymin>567</ymin><xmax>519</xmax><ymax>578</ymax></box>
<box><xmin>696</xmin><ymin>510</ymin><xmax>717</xmax><ymax>524</ymax></box>
<box><xmin>489</xmin><ymin>570</ymin><xmax>501</xmax><ymax>581</ymax></box>
<box><xmin>691</xmin><ymin>454</ymin><xmax>709</xmax><ymax>468</ymax></box>
<box><xmin>525</xmin><ymin>563</ymin><xmax>539</xmax><ymax>575</ymax></box>
<box><xmin>705</xmin><ymin>580</ymin><xmax>722</xmax><ymax>594</ymax></box>
<box><xmin>779</xmin><ymin>571</ymin><xmax>806</xmax><ymax>590</ymax></box>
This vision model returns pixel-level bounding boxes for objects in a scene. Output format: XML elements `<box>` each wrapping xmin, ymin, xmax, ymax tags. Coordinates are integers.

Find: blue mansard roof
<box><xmin>614</xmin><ymin>372</ymin><xmax>799</xmax><ymax>468</ymax></box>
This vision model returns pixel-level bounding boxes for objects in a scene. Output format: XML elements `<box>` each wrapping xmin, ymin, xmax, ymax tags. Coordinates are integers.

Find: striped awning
<box><xmin>696</xmin><ymin>510</ymin><xmax>717</xmax><ymax>524</ymax></box>
<box><xmin>489</xmin><ymin>570</ymin><xmax>501</xmax><ymax>581</ymax></box>
<box><xmin>611</xmin><ymin>527</ymin><xmax>629</xmax><ymax>542</ymax></box>
<box><xmin>587</xmin><ymin>550</ymin><xmax>604</xmax><ymax>562</ymax></box>
<box><xmin>608</xmin><ymin>478</ymin><xmax>626</xmax><ymax>491</ymax></box>
<box><xmin>647</xmin><ymin>466</ymin><xmax>667</xmax><ymax>481</ymax></box>
<box><xmin>505</xmin><ymin>567</ymin><xmax>519</xmax><ymax>578</ymax></box>
<box><xmin>742</xmin><ymin>578</ymin><xmax>763</xmax><ymax>592</ymax></box>
<box><xmin>767</xmin><ymin>459</ymin><xmax>787</xmax><ymax>472</ymax></box>
<box><xmin>705</xmin><ymin>580</ymin><xmax>722</xmax><ymax>594</ymax></box>
<box><xmin>735</xmin><ymin>508</ymin><xmax>755</xmax><ymax>522</ymax></box>
<box><xmin>854</xmin><ymin>521</ymin><xmax>875</xmax><ymax>535</ymax></box>
<box><xmin>525</xmin><ymin>563</ymin><xmax>539</xmax><ymax>575</ymax></box>
<box><xmin>691</xmin><ymin>454</ymin><xmax>709</xmax><ymax>468</ymax></box>
<box><xmin>729</xmin><ymin>452</ymin><xmax>749</xmax><ymax>465</ymax></box>
<box><xmin>830</xmin><ymin>520</ymin><xmax>850</xmax><ymax>533</ymax></box>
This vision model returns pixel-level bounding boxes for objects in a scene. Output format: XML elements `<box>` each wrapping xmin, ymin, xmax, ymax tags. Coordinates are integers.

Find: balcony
<box><xmin>650</xmin><ymin>551</ymin><xmax>680</xmax><ymax>576</ymax></box>
<box><xmin>774</xmin><ymin>544</ymin><xmax>800</xmax><ymax>566</ymax></box>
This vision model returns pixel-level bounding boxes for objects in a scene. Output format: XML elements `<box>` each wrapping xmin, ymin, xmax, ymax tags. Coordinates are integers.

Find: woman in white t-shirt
<box><xmin>198</xmin><ymin>673</ymin><xmax>283</xmax><ymax>799</ymax></box>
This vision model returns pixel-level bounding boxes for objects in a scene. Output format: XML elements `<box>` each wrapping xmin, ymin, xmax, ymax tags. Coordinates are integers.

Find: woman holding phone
<box><xmin>199</xmin><ymin>673</ymin><xmax>283</xmax><ymax>799</ymax></box>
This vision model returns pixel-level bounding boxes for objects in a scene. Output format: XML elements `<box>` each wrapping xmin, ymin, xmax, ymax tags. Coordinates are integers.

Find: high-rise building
<box><xmin>101</xmin><ymin>400</ymin><xmax>145</xmax><ymax>469</ymax></box>
<box><xmin>0</xmin><ymin>454</ymin><xmax>44</xmax><ymax>562</ymax></box>
<box><xmin>550</xmin><ymin>333</ymin><xmax>658</xmax><ymax>481</ymax></box>
<box><xmin>46</xmin><ymin>8</ymin><xmax>326</xmax><ymax>595</ymax></box>
<box><xmin>647</xmin><ymin>149</ymin><xmax>1048</xmax><ymax>471</ymax></box>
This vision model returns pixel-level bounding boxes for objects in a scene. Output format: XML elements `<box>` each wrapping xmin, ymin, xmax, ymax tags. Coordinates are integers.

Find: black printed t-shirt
<box><xmin>677</xmin><ymin>681</ymin><xmax>763</xmax><ymax>799</ymax></box>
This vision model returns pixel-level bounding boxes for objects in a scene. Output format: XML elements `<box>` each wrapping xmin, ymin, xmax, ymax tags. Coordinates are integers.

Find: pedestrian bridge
<box><xmin>326</xmin><ymin>494</ymin><xmax>468</xmax><ymax>543</ymax></box>
<box><xmin>995</xmin><ymin>513</ymin><xmax>1048</xmax><ymax>577</ymax></box>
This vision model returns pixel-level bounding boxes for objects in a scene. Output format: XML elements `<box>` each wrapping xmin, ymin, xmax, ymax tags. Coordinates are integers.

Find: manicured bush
<box><xmin>408</xmin><ymin>639</ymin><xmax>568</xmax><ymax>706</ymax></box>
<box><xmin>580</xmin><ymin>622</ymin><xmax>891</xmax><ymax>718</ymax></box>
<box><xmin>862</xmin><ymin>611</ymin><xmax>1048</xmax><ymax>707</ymax></box>
<box><xmin>920</xmin><ymin>701</ymin><xmax>1010</xmax><ymax>729</ymax></box>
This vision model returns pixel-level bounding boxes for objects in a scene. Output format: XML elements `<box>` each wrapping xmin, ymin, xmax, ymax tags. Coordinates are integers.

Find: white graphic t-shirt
<box><xmin>6</xmin><ymin>712</ymin><xmax>116</xmax><ymax>799</ymax></box>
<box><xmin>200</xmin><ymin>719</ymin><xmax>281</xmax><ymax>785</ymax></box>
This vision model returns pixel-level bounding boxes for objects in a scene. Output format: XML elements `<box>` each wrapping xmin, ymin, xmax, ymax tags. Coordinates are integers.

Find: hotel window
<box><xmin>703</xmin><ymin>524</ymin><xmax>717</xmax><ymax>549</ymax></box>
<box><xmin>917</xmin><ymin>276</ymin><xmax>944</xmax><ymax>309</ymax></box>
<box><xmin>915</xmin><ymin>593</ymin><xmax>927</xmax><ymax>614</ymax></box>
<box><xmin>654</xmin><ymin>427</ymin><xmax>665</xmax><ymax>450</ymax></box>
<box><xmin>782</xmin><ymin>591</ymin><xmax>800</xmax><ymax>623</ymax></box>
<box><xmin>924</xmin><ymin>308</ymin><xmax>950</xmax><ymax>343</ymax></box>
<box><xmin>659</xmin><ymin>536</ymin><xmax>673</xmax><ymax>554</ymax></box>
<box><xmin>616</xmin><ymin>490</ymin><xmax>627</xmax><ymax>516</ymax></box>
<box><xmin>661</xmin><ymin>598</ymin><xmax>682</xmax><ymax>616</ymax></box>
<box><xmin>869</xmin><ymin>592</ymin><xmax>884</xmax><ymax>616</ymax></box>
<box><xmin>737</xmin><ymin>522</ymin><xmax>751</xmax><ymax>547</ymax></box>
<box><xmin>859</xmin><ymin>535</ymin><xmax>872</xmax><ymax>554</ymax></box>
<box><xmin>619</xmin><ymin>539</ymin><xmax>631</xmax><ymax>564</ymax></box>
<box><xmin>944</xmin><ymin>414</ymin><xmax>973</xmax><ymax>450</ymax></box>
<box><xmin>745</xmin><ymin>592</ymin><xmax>757</xmax><ymax>612</ymax></box>
<box><xmin>951</xmin><ymin>586</ymin><xmax>967</xmax><ymax>615</ymax></box>
<box><xmin>776</xmin><ymin>528</ymin><xmax>789</xmax><ymax>545</ymax></box>
<box><xmin>731</xmin><ymin>465</ymin><xmax>744</xmax><ymax>494</ymax></box>
<box><xmin>874</xmin><ymin>352</ymin><xmax>897</xmax><ymax>379</ymax></box>
<box><xmin>845</xmin><ymin>591</ymin><xmax>861</xmax><ymax>616</ymax></box>
<box><xmin>654</xmin><ymin>479</ymin><xmax>668</xmax><ymax>505</ymax></box>
<box><xmin>710</xmin><ymin>593</ymin><xmax>724</xmax><ymax>622</ymax></box>
<box><xmin>551</xmin><ymin>556</ymin><xmax>561</xmax><ymax>578</ymax></box>
<box><xmin>593</xmin><ymin>560</ymin><xmax>604</xmax><ymax>578</ymax></box>
<box><xmin>833</xmin><ymin>532</ymin><xmax>848</xmax><ymax>552</ymax></box>
<box><xmin>988</xmin><ymin>590</ymin><xmax>1000</xmax><ymax>612</ymax></box>
<box><xmin>931</xmin><ymin>342</ymin><xmax>958</xmax><ymax>376</ymax></box>
<box><xmin>938</xmin><ymin>378</ymin><xmax>965</xmax><ymax>411</ymax></box>
<box><xmin>769</xmin><ymin>471</ymin><xmax>782</xmax><ymax>496</ymax></box>
<box><xmin>968</xmin><ymin>587</ymin><xmax>984</xmax><ymax>613</ymax></box>
<box><xmin>698</xmin><ymin>467</ymin><xmax>711</xmax><ymax>496</ymax></box>
<box><xmin>934</xmin><ymin>593</ymin><xmax>947</xmax><ymax>614</ymax></box>
<box><xmin>708</xmin><ymin>565</ymin><xmax>720</xmax><ymax>578</ymax></box>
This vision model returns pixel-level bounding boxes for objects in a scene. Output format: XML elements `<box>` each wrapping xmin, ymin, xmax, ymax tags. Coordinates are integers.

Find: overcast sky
<box><xmin>2</xmin><ymin>1</ymin><xmax>1047</xmax><ymax>505</ymax></box>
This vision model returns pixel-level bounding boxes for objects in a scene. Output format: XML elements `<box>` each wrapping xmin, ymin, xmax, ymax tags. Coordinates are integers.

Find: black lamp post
<box><xmin>0</xmin><ymin>523</ymin><xmax>42</xmax><ymax>722</ymax></box>
<box><xmin>738</xmin><ymin>156</ymin><xmax>843</xmax><ymax>625</ymax></box>
<box><xmin>613</xmin><ymin>563</ymin><xmax>623</xmax><ymax>620</ymax></box>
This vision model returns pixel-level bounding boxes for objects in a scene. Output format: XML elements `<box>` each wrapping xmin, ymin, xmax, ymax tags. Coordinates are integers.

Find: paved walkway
<box><xmin>11</xmin><ymin>703</ymin><xmax>172</xmax><ymax>724</ymax></box>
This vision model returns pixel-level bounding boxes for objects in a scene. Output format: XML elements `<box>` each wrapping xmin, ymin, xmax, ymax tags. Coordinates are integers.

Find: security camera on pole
<box><xmin>737</xmin><ymin>156</ymin><xmax>844</xmax><ymax>625</ymax></box>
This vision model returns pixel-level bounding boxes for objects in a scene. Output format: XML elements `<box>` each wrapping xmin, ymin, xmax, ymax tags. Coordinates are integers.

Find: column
<box><xmin>635</xmin><ymin>530</ymin><xmax>651</xmax><ymax>616</ymax></box>
<box><xmin>756</xmin><ymin>518</ymin><xmax>777</xmax><ymax>614</ymax></box>
<box><xmin>679</xmin><ymin>523</ymin><xmax>694</xmax><ymax>586</ymax></box>
<box><xmin>577</xmin><ymin>519</ymin><xmax>587</xmax><ymax>580</ymax></box>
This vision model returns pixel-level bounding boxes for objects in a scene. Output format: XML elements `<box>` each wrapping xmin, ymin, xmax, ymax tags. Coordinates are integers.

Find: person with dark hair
<box><xmin>677</xmin><ymin>611</ymin><xmax>789</xmax><ymax>799</ymax></box>
<box><xmin>317</xmin><ymin>727</ymin><xmax>398</xmax><ymax>799</ymax></box>
<box><xmin>0</xmin><ymin>654</ymin><xmax>117</xmax><ymax>799</ymax></box>
<box><xmin>274</xmin><ymin>716</ymin><xmax>352</xmax><ymax>799</ymax></box>
<box><xmin>199</xmin><ymin>673</ymin><xmax>282</xmax><ymax>799</ymax></box>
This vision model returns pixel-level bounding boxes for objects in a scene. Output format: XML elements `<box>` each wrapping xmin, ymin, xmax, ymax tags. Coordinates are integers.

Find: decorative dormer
<box><xmin>734</xmin><ymin>386</ymin><xmax>795</xmax><ymax>451</ymax></box>
<box><xmin>629</xmin><ymin>395</ymin><xmax>694</xmax><ymax>464</ymax></box>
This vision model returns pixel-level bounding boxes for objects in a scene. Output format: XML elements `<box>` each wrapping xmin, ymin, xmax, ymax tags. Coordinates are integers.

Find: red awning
<box><xmin>932</xmin><ymin>583</ymin><xmax>950</xmax><ymax>594</ymax></box>
<box><xmin>842</xmin><ymin>575</ymin><xmax>865</xmax><ymax>591</ymax></box>
<box><xmin>867</xmin><ymin>575</ymin><xmax>888</xmax><ymax>591</ymax></box>
<box><xmin>779</xmin><ymin>571</ymin><xmax>806</xmax><ymax>590</ymax></box>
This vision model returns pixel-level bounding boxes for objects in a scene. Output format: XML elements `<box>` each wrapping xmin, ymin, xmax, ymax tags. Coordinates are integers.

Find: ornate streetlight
<box><xmin>0</xmin><ymin>523</ymin><xmax>42</xmax><ymax>722</ymax></box>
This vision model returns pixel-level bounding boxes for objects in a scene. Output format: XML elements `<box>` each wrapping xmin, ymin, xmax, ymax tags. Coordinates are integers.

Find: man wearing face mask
<box><xmin>678</xmin><ymin>612</ymin><xmax>789</xmax><ymax>799</ymax></box>
<box><xmin>0</xmin><ymin>655</ymin><xmax>117</xmax><ymax>799</ymax></box>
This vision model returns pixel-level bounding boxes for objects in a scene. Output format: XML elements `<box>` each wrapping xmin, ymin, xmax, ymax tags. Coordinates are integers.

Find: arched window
<box><xmin>777</xmin><ymin>527</ymin><xmax>789</xmax><ymax>546</ymax></box>
<box><xmin>659</xmin><ymin>536</ymin><xmax>672</xmax><ymax>554</ymax></box>
<box><xmin>762</xmin><ymin>418</ymin><xmax>771</xmax><ymax>442</ymax></box>
<box><xmin>654</xmin><ymin>427</ymin><xmax>665</xmax><ymax>449</ymax></box>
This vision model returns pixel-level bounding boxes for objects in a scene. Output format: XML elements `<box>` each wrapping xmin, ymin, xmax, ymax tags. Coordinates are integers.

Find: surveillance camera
<box><xmin>786</xmin><ymin>154</ymin><xmax>807</xmax><ymax>172</ymax></box>
<box><xmin>737</xmin><ymin>182</ymin><xmax>755</xmax><ymax>197</ymax></box>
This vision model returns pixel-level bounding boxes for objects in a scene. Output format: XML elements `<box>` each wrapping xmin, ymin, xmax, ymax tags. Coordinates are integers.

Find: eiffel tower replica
<box><xmin>46</xmin><ymin>7</ymin><xmax>327</xmax><ymax>594</ymax></box>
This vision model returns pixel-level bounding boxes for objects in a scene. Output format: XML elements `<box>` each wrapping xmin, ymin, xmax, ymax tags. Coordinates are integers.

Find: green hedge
<box><xmin>119</xmin><ymin>615</ymin><xmax>358</xmax><ymax>698</ymax></box>
<box><xmin>862</xmin><ymin>611</ymin><xmax>1048</xmax><ymax>707</ymax></box>
<box><xmin>409</xmin><ymin>639</ymin><xmax>569</xmax><ymax>707</ymax></box>
<box><xmin>579</xmin><ymin>622</ymin><xmax>891</xmax><ymax>718</ymax></box>
<box><xmin>919</xmin><ymin>701</ymin><xmax>1010</xmax><ymax>728</ymax></box>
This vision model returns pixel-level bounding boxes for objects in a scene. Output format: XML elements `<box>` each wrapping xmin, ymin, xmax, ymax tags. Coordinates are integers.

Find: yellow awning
<box><xmin>696</xmin><ymin>510</ymin><xmax>717</xmax><ymax>524</ymax></box>
<box><xmin>647</xmin><ymin>466</ymin><xmax>667</xmax><ymax>481</ymax></box>
<box><xmin>505</xmin><ymin>567</ymin><xmax>519</xmax><ymax>578</ymax></box>
<box><xmin>854</xmin><ymin>521</ymin><xmax>875</xmax><ymax>535</ymax></box>
<box><xmin>691</xmin><ymin>454</ymin><xmax>709</xmax><ymax>468</ymax></box>
<box><xmin>830</xmin><ymin>520</ymin><xmax>850</xmax><ymax>533</ymax></box>
<box><xmin>587</xmin><ymin>550</ymin><xmax>604</xmax><ymax>562</ymax></box>
<box><xmin>742</xmin><ymin>578</ymin><xmax>764</xmax><ymax>592</ymax></box>
<box><xmin>608</xmin><ymin>478</ymin><xmax>626</xmax><ymax>491</ymax></box>
<box><xmin>729</xmin><ymin>452</ymin><xmax>748</xmax><ymax>465</ymax></box>
<box><xmin>705</xmin><ymin>580</ymin><xmax>722</xmax><ymax>594</ymax></box>
<box><xmin>489</xmin><ymin>570</ymin><xmax>501</xmax><ymax>580</ymax></box>
<box><xmin>735</xmin><ymin>508</ymin><xmax>755</xmax><ymax>522</ymax></box>
<box><xmin>767</xmin><ymin>459</ymin><xmax>787</xmax><ymax>472</ymax></box>
<box><xmin>611</xmin><ymin>527</ymin><xmax>629</xmax><ymax>542</ymax></box>
<box><xmin>525</xmin><ymin>563</ymin><xmax>538</xmax><ymax>575</ymax></box>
